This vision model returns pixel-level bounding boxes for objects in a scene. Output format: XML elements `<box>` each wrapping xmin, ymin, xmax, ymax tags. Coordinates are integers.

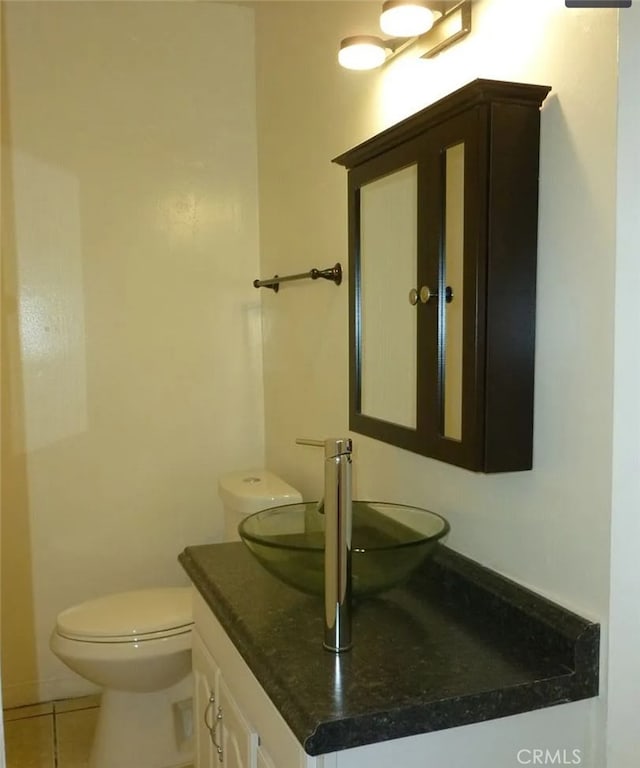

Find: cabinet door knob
<box><xmin>409</xmin><ymin>286</ymin><xmax>454</xmax><ymax>305</ymax></box>
<box><xmin>419</xmin><ymin>285</ymin><xmax>434</xmax><ymax>304</ymax></box>
<box><xmin>408</xmin><ymin>285</ymin><xmax>435</xmax><ymax>305</ymax></box>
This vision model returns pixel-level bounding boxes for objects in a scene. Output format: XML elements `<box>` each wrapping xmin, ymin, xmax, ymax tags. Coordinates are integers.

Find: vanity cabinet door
<box><xmin>256</xmin><ymin>746</ymin><xmax>276</xmax><ymax>768</ymax></box>
<box><xmin>193</xmin><ymin>631</ymin><xmax>222</xmax><ymax>768</ymax></box>
<box><xmin>218</xmin><ymin>673</ymin><xmax>259</xmax><ymax>768</ymax></box>
<box><xmin>193</xmin><ymin>630</ymin><xmax>259</xmax><ymax>768</ymax></box>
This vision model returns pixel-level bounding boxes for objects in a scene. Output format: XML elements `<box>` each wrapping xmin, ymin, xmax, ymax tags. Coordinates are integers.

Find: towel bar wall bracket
<box><xmin>253</xmin><ymin>263</ymin><xmax>342</xmax><ymax>293</ymax></box>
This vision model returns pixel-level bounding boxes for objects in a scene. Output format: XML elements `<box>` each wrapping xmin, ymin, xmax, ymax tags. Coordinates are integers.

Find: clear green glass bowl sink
<box><xmin>239</xmin><ymin>501</ymin><xmax>449</xmax><ymax>598</ymax></box>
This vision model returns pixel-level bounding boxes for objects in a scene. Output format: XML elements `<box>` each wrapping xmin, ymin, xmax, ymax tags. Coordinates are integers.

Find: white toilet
<box><xmin>49</xmin><ymin>469</ymin><xmax>302</xmax><ymax>768</ymax></box>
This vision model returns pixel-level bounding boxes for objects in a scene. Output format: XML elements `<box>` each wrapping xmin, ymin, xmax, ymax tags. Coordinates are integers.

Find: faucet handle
<box><xmin>296</xmin><ymin>437</ymin><xmax>352</xmax><ymax>458</ymax></box>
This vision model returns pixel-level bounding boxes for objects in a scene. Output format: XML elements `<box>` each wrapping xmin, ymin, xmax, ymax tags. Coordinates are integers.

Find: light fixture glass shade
<box><xmin>338</xmin><ymin>35</ymin><xmax>387</xmax><ymax>70</ymax></box>
<box><xmin>380</xmin><ymin>1</ymin><xmax>435</xmax><ymax>37</ymax></box>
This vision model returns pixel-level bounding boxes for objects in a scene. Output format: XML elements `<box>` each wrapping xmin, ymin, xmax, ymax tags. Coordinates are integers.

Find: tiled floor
<box><xmin>3</xmin><ymin>695</ymin><xmax>99</xmax><ymax>768</ymax></box>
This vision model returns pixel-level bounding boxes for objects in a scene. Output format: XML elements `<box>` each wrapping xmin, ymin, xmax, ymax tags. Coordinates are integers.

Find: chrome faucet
<box><xmin>296</xmin><ymin>437</ymin><xmax>353</xmax><ymax>652</ymax></box>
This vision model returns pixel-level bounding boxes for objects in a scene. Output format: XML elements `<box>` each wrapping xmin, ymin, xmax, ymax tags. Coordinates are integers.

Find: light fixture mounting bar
<box><xmin>419</xmin><ymin>0</ymin><xmax>471</xmax><ymax>59</ymax></box>
<box><xmin>385</xmin><ymin>0</ymin><xmax>471</xmax><ymax>64</ymax></box>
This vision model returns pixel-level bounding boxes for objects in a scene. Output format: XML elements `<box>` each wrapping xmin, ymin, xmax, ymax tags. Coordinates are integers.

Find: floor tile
<box><xmin>54</xmin><ymin>694</ymin><xmax>101</xmax><ymax>714</ymax></box>
<box><xmin>4</xmin><ymin>715</ymin><xmax>55</xmax><ymax>768</ymax></box>
<box><xmin>56</xmin><ymin>707</ymin><xmax>98</xmax><ymax>768</ymax></box>
<box><xmin>3</xmin><ymin>702</ymin><xmax>54</xmax><ymax>722</ymax></box>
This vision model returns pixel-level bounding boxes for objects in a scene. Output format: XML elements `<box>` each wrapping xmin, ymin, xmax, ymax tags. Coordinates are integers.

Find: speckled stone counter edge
<box><xmin>180</xmin><ymin>544</ymin><xmax>599</xmax><ymax>756</ymax></box>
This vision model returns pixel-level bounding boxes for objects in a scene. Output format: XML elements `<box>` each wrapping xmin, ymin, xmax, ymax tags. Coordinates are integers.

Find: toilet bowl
<box><xmin>50</xmin><ymin>588</ymin><xmax>193</xmax><ymax>692</ymax></box>
<box><xmin>50</xmin><ymin>470</ymin><xmax>302</xmax><ymax>768</ymax></box>
<box><xmin>50</xmin><ymin>588</ymin><xmax>194</xmax><ymax>768</ymax></box>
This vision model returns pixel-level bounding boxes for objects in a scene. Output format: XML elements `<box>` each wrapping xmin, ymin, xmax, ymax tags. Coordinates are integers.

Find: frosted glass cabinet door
<box><xmin>359</xmin><ymin>164</ymin><xmax>418</xmax><ymax>428</ymax></box>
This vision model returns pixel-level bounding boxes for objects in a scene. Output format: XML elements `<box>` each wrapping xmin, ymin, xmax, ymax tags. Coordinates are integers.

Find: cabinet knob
<box><xmin>408</xmin><ymin>286</ymin><xmax>454</xmax><ymax>305</ymax></box>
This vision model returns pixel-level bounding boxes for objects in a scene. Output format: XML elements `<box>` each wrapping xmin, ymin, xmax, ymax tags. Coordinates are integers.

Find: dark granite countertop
<box><xmin>179</xmin><ymin>543</ymin><xmax>599</xmax><ymax>756</ymax></box>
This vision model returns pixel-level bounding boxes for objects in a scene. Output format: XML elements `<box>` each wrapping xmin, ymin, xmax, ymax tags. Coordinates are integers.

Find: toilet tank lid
<box><xmin>56</xmin><ymin>587</ymin><xmax>193</xmax><ymax>641</ymax></box>
<box><xmin>218</xmin><ymin>470</ymin><xmax>302</xmax><ymax>515</ymax></box>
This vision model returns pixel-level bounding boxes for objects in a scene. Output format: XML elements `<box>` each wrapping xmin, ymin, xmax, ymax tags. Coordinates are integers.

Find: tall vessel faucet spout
<box><xmin>296</xmin><ymin>437</ymin><xmax>353</xmax><ymax>652</ymax></box>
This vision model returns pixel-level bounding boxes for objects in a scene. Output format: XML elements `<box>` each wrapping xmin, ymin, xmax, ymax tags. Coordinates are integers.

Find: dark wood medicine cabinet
<box><xmin>333</xmin><ymin>79</ymin><xmax>551</xmax><ymax>473</ymax></box>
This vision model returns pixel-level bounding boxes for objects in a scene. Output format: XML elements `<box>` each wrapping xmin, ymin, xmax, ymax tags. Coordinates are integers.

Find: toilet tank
<box><xmin>218</xmin><ymin>470</ymin><xmax>302</xmax><ymax>542</ymax></box>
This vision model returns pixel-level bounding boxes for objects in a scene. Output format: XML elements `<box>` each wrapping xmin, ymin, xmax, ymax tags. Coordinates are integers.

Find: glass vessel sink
<box><xmin>239</xmin><ymin>501</ymin><xmax>449</xmax><ymax>598</ymax></box>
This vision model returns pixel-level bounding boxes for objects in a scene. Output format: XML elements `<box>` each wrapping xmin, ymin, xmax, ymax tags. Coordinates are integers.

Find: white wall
<box><xmin>255</xmin><ymin>1</ymin><xmax>617</xmax><ymax>763</ymax></box>
<box><xmin>606</xmin><ymin>3</ymin><xmax>640</xmax><ymax>766</ymax></box>
<box><xmin>1</xmin><ymin>0</ymin><xmax>264</xmax><ymax>706</ymax></box>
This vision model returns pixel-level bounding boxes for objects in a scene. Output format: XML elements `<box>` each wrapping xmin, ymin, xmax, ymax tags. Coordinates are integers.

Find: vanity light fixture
<box><xmin>379</xmin><ymin>0</ymin><xmax>438</xmax><ymax>38</ymax></box>
<box><xmin>338</xmin><ymin>36</ymin><xmax>389</xmax><ymax>71</ymax></box>
<box><xmin>338</xmin><ymin>0</ymin><xmax>471</xmax><ymax>71</ymax></box>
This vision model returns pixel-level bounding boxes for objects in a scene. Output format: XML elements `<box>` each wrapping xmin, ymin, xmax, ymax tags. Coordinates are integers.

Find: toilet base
<box><xmin>90</xmin><ymin>674</ymin><xmax>193</xmax><ymax>768</ymax></box>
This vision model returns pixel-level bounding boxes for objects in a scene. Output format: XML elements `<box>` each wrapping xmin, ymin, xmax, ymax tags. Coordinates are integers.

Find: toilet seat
<box><xmin>56</xmin><ymin>588</ymin><xmax>193</xmax><ymax>643</ymax></box>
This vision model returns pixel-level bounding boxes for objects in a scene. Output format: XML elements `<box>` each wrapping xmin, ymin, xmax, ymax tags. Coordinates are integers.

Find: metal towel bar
<box><xmin>253</xmin><ymin>263</ymin><xmax>342</xmax><ymax>293</ymax></box>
